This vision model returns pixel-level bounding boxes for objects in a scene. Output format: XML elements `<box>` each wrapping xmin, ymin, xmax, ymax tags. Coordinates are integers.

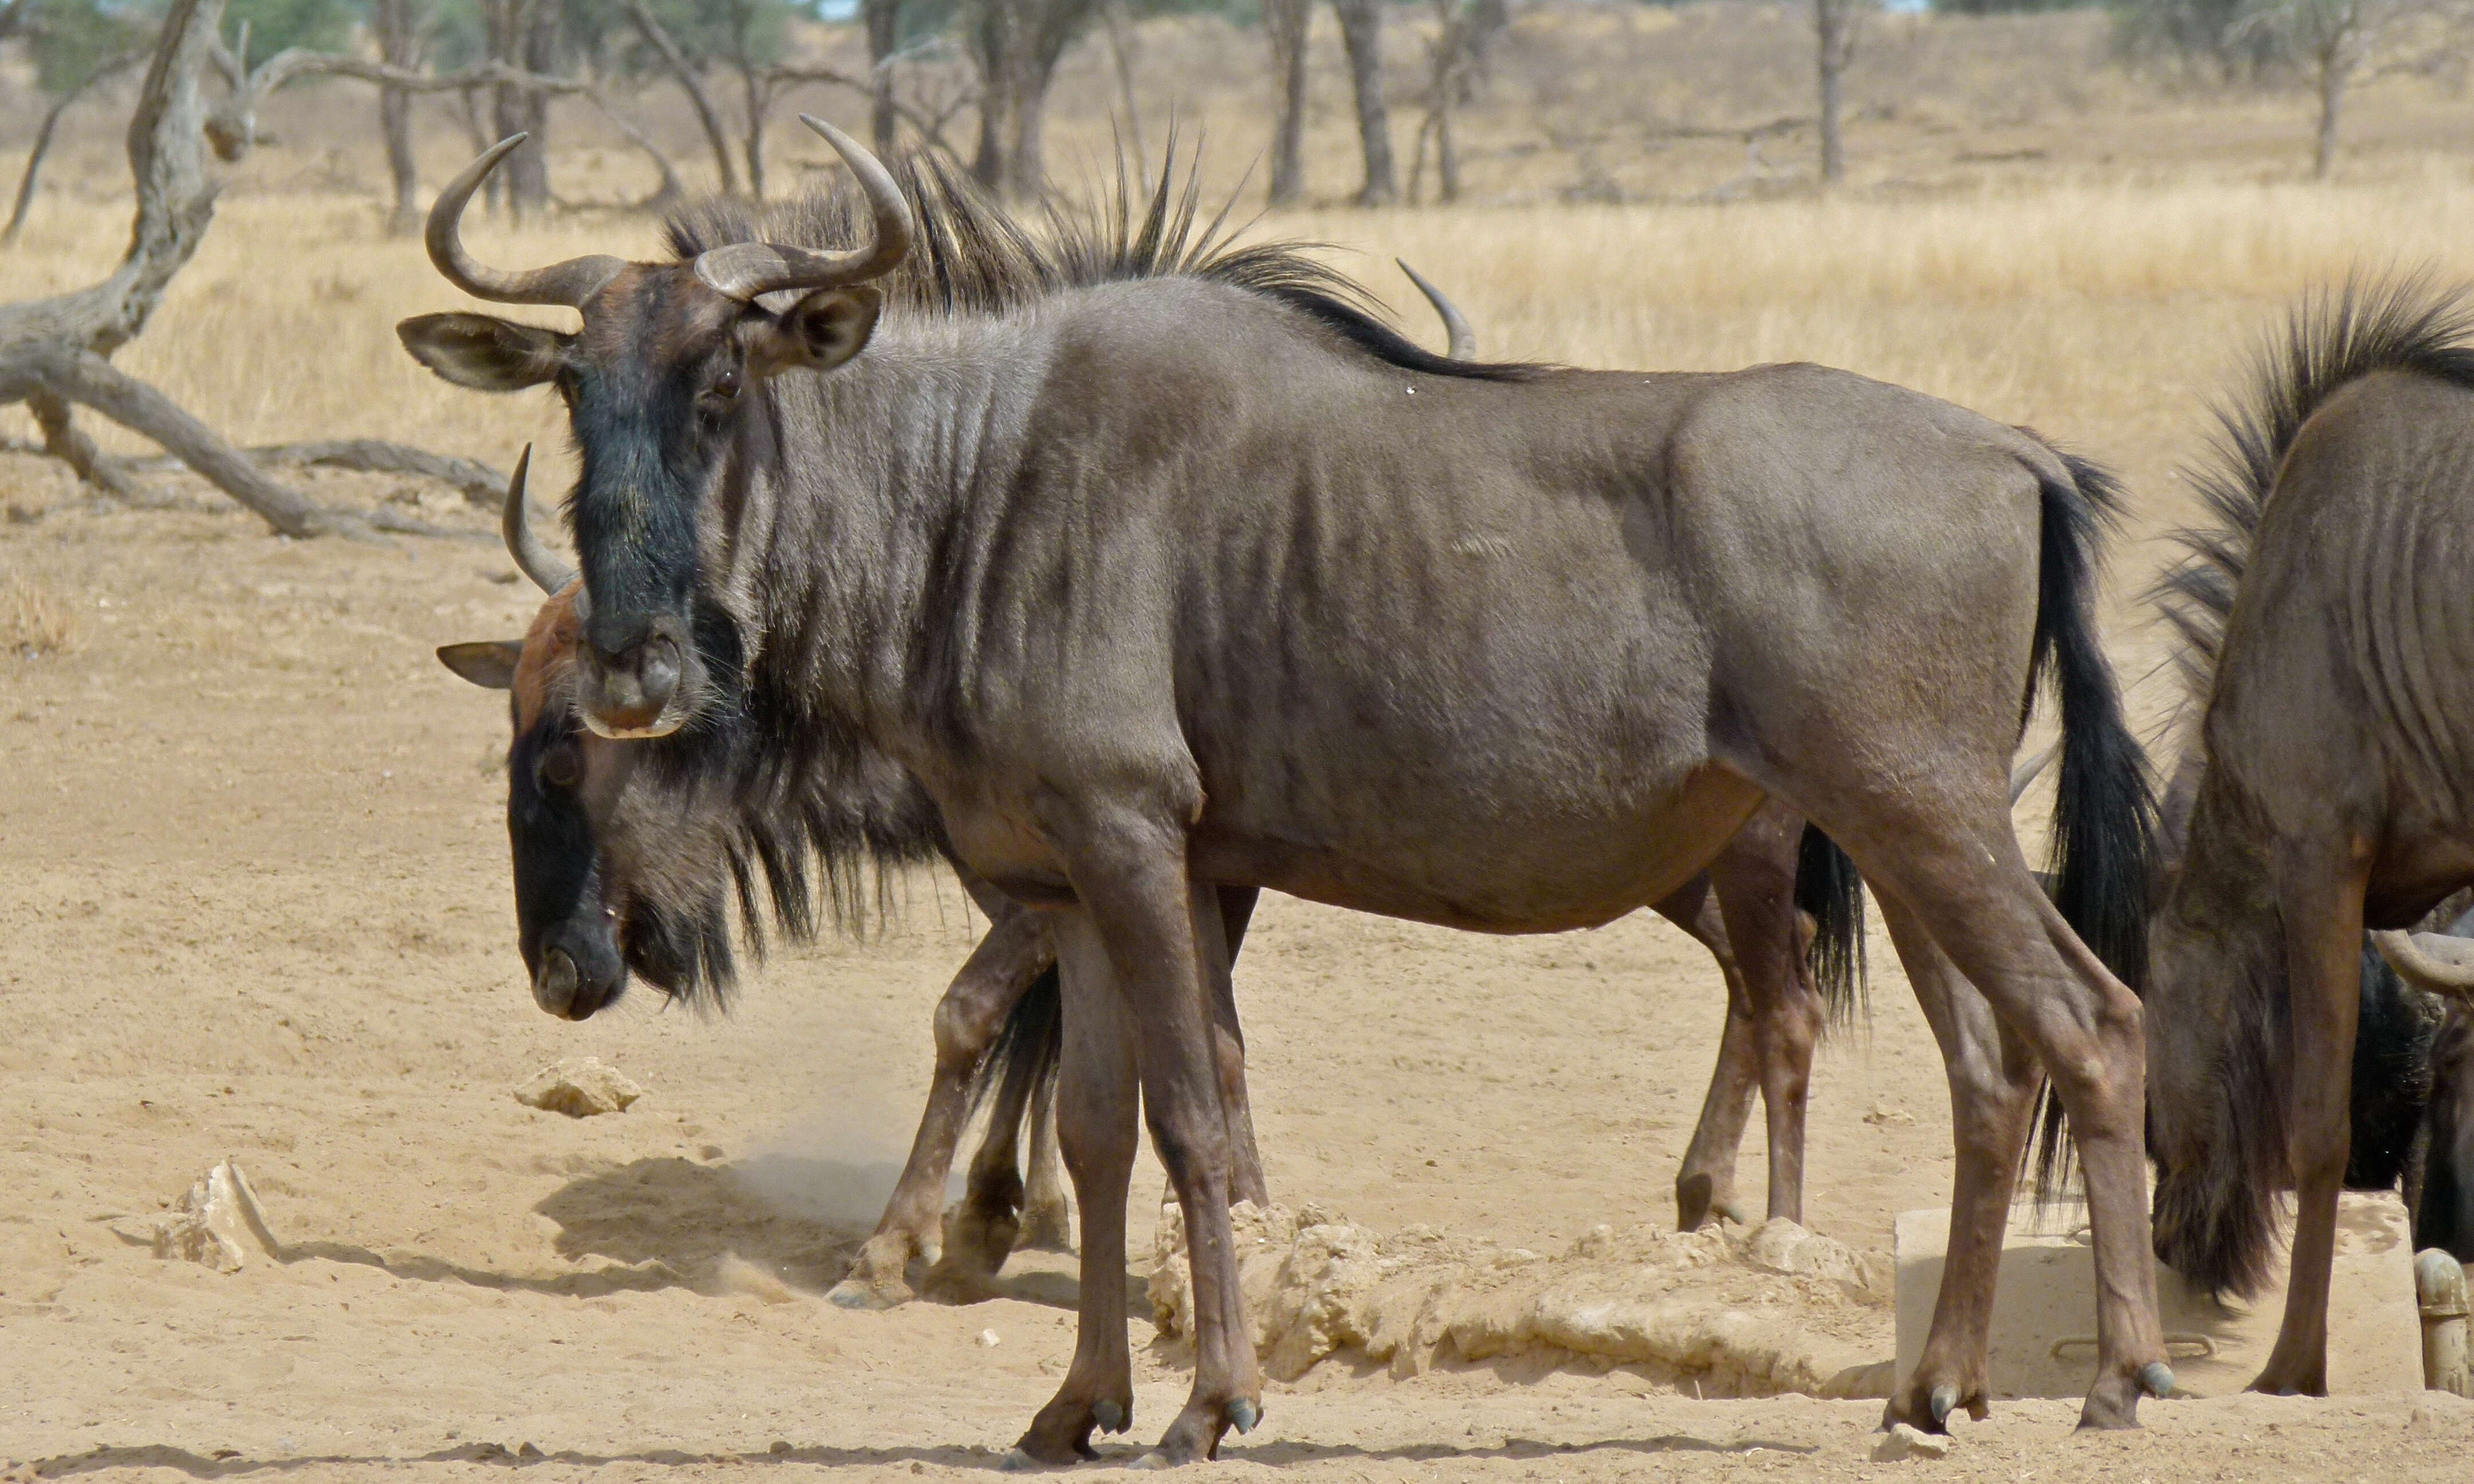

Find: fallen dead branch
<box><xmin>0</xmin><ymin>0</ymin><xmax>484</xmax><ymax>540</ymax></box>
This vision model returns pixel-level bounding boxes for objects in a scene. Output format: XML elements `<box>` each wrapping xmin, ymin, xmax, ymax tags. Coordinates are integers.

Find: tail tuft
<box><xmin>1794</xmin><ymin>824</ymin><xmax>1868</xmax><ymax>1027</ymax></box>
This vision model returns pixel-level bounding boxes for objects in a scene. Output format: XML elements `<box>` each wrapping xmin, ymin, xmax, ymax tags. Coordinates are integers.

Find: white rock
<box><xmin>977</xmin><ymin>1329</ymin><xmax>1002</xmax><ymax>1347</ymax></box>
<box><xmin>1872</xmin><ymin>1423</ymin><xmax>1951</xmax><ymax>1461</ymax></box>
<box><xmin>152</xmin><ymin>1159</ymin><xmax>283</xmax><ymax>1272</ymax></box>
<box><xmin>514</xmin><ymin>1057</ymin><xmax>643</xmax><ymax>1117</ymax></box>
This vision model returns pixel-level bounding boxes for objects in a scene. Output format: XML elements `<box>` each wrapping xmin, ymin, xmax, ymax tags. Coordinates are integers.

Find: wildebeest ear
<box><xmin>397</xmin><ymin>313</ymin><xmax>569</xmax><ymax>392</ymax></box>
<box><xmin>755</xmin><ymin>286</ymin><xmax>881</xmax><ymax>377</ymax></box>
<box><xmin>437</xmin><ymin>640</ymin><xmax>525</xmax><ymax>689</ymax></box>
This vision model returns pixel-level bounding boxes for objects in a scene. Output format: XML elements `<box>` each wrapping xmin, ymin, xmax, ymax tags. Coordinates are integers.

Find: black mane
<box><xmin>2153</xmin><ymin>273</ymin><xmax>2474</xmax><ymax>743</ymax></box>
<box><xmin>663</xmin><ymin>149</ymin><xmax>1543</xmax><ymax>384</ymax></box>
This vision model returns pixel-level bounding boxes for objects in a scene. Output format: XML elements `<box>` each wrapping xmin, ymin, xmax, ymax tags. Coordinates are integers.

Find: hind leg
<box><xmin>830</xmin><ymin>901</ymin><xmax>1053</xmax><ymax>1310</ymax></box>
<box><xmin>925</xmin><ymin>969</ymin><xmax>1055</xmax><ymax>1301</ymax></box>
<box><xmin>1870</xmin><ymin>886</ymin><xmax>2041</xmax><ymax>1426</ymax></box>
<box><xmin>1212</xmin><ymin>886</ymin><xmax>1269</xmax><ymax>1207</ymax></box>
<box><xmin>2251</xmin><ymin>851</ymin><xmax>2369</xmax><ymax>1395</ymax></box>
<box><xmin>1018</xmin><ymin>1071</ymin><xmax>1074</xmax><ymax>1253</ymax></box>
<box><xmin>1813</xmin><ymin>787</ymin><xmax>2164</xmax><ymax>1431</ymax></box>
<box><xmin>1709</xmin><ymin>805</ymin><xmax>1826</xmax><ymax>1226</ymax></box>
<box><xmin>1664</xmin><ymin>871</ymin><xmax>1762</xmax><ymax>1230</ymax></box>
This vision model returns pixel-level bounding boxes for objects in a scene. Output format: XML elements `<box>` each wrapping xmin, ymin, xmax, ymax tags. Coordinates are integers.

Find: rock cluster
<box><xmin>1148</xmin><ymin>1199</ymin><xmax>1893</xmax><ymax>1396</ymax></box>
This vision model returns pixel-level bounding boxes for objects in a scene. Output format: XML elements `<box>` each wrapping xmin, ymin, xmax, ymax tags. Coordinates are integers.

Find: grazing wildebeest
<box><xmin>2142</xmin><ymin>275</ymin><xmax>2474</xmax><ymax>1395</ymax></box>
<box><xmin>441</xmin><ymin>452</ymin><xmax>1870</xmax><ymax>1308</ymax></box>
<box><xmin>402</xmin><ymin>121</ymin><xmax>2166</xmax><ymax>1459</ymax></box>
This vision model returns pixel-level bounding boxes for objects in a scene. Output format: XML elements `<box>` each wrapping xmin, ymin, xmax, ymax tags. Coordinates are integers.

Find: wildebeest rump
<box><xmin>401</xmin><ymin>122</ymin><xmax>2167</xmax><ymax>1458</ymax></box>
<box><xmin>2144</xmin><ymin>275</ymin><xmax>2474</xmax><ymax>1395</ymax></box>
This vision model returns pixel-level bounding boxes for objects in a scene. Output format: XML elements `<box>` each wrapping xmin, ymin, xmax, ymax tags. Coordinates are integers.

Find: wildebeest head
<box><xmin>437</xmin><ymin>449</ymin><xmax>635</xmax><ymax>1020</ymax></box>
<box><xmin>402</xmin><ymin>117</ymin><xmax>912</xmax><ymax>741</ymax></box>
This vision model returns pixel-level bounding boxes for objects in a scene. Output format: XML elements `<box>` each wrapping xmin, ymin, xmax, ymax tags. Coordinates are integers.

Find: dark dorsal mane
<box><xmin>2153</xmin><ymin>273</ymin><xmax>2474</xmax><ymax>747</ymax></box>
<box><xmin>662</xmin><ymin>151</ymin><xmax>1543</xmax><ymax>384</ymax></box>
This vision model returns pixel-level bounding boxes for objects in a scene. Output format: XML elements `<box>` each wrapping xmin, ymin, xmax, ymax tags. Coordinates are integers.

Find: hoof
<box><xmin>2140</xmin><ymin>1361</ymin><xmax>2176</xmax><ymax>1399</ymax></box>
<box><xmin>1928</xmin><ymin>1384</ymin><xmax>1958</xmax><ymax>1426</ymax></box>
<box><xmin>1094</xmin><ymin>1400</ymin><xmax>1127</xmax><ymax>1435</ymax></box>
<box><xmin>825</xmin><ymin>1278</ymin><xmax>908</xmax><ymax>1311</ymax></box>
<box><xmin>1227</xmin><ymin>1399</ymin><xmax>1260</xmax><ymax>1436</ymax></box>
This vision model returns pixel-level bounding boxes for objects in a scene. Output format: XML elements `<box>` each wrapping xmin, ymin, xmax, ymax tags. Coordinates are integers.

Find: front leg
<box><xmin>1051</xmin><ymin>806</ymin><xmax>1262</xmax><ymax>1466</ymax></box>
<box><xmin>1708</xmin><ymin>810</ymin><xmax>1825</xmax><ymax>1227</ymax></box>
<box><xmin>2250</xmin><ymin>850</ymin><xmax>2369</xmax><ymax>1395</ymax></box>
<box><xmin>1011</xmin><ymin>909</ymin><xmax>1141</xmax><ymax>1466</ymax></box>
<box><xmin>828</xmin><ymin>901</ymin><xmax>1053</xmax><ymax>1310</ymax></box>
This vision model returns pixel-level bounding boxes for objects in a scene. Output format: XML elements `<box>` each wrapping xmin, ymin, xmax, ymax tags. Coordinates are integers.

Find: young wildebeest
<box><xmin>402</xmin><ymin>121</ymin><xmax>2166</xmax><ymax>1459</ymax></box>
<box><xmin>2144</xmin><ymin>277</ymin><xmax>2474</xmax><ymax>1395</ymax></box>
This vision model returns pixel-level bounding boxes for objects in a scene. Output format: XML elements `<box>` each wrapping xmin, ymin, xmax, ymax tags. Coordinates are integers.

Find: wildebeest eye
<box><xmin>537</xmin><ymin>743</ymin><xmax>580</xmax><ymax>790</ymax></box>
<box><xmin>708</xmin><ymin>368</ymin><xmax>741</xmax><ymax>402</ymax></box>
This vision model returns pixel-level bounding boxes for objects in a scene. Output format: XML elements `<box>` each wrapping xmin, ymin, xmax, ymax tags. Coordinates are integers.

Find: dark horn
<box><xmin>693</xmin><ymin>116</ymin><xmax>914</xmax><ymax>302</ymax></box>
<box><xmin>426</xmin><ymin>135</ymin><xmax>625</xmax><ymax>307</ymax></box>
<box><xmin>1398</xmin><ymin>259</ymin><xmax>1475</xmax><ymax>362</ymax></box>
<box><xmin>501</xmin><ymin>445</ymin><xmax>577</xmax><ymax>597</ymax></box>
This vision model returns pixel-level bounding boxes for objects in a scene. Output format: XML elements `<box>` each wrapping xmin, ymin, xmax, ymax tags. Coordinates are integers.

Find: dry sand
<box><xmin>5</xmin><ymin>479</ymin><xmax>2473</xmax><ymax>1481</ymax></box>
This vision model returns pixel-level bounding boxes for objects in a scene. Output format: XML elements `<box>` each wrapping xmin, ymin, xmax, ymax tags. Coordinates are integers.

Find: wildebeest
<box><xmin>2143</xmin><ymin>275</ymin><xmax>2474</xmax><ymax>1394</ymax></box>
<box><xmin>403</xmin><ymin>120</ymin><xmax>2166</xmax><ymax>1459</ymax></box>
<box><xmin>441</xmin><ymin>453</ymin><xmax>1872</xmax><ymax>1308</ymax></box>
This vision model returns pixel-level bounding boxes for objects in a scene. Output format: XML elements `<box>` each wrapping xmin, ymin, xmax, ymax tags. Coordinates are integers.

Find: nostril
<box><xmin>535</xmin><ymin>949</ymin><xmax>580</xmax><ymax>1016</ymax></box>
<box><xmin>640</xmin><ymin>637</ymin><xmax>681</xmax><ymax>697</ymax></box>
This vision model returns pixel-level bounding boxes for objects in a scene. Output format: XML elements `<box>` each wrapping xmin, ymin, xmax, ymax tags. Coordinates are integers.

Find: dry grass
<box><xmin>0</xmin><ymin>565</ymin><xmax>81</xmax><ymax>657</ymax></box>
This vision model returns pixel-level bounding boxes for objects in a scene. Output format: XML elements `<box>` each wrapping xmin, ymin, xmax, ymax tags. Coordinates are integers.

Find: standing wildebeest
<box><xmin>402</xmin><ymin>120</ymin><xmax>2167</xmax><ymax>1459</ymax></box>
<box><xmin>441</xmin><ymin>449</ymin><xmax>1869</xmax><ymax>1307</ymax></box>
<box><xmin>2144</xmin><ymin>276</ymin><xmax>2474</xmax><ymax>1395</ymax></box>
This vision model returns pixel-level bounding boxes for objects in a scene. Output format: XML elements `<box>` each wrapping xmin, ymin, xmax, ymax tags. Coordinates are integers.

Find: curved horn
<box><xmin>2372</xmin><ymin>929</ymin><xmax>2474</xmax><ymax>998</ymax></box>
<box><xmin>694</xmin><ymin>116</ymin><xmax>914</xmax><ymax>302</ymax></box>
<box><xmin>427</xmin><ymin>135</ymin><xmax>625</xmax><ymax>307</ymax></box>
<box><xmin>2010</xmin><ymin>743</ymin><xmax>2058</xmax><ymax>806</ymax></box>
<box><xmin>500</xmin><ymin>445</ymin><xmax>577</xmax><ymax>597</ymax></box>
<box><xmin>1398</xmin><ymin>259</ymin><xmax>1475</xmax><ymax>361</ymax></box>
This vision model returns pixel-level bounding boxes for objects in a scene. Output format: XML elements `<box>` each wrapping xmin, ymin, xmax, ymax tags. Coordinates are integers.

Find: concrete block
<box><xmin>1894</xmin><ymin>1190</ymin><xmax>2419</xmax><ymax>1398</ymax></box>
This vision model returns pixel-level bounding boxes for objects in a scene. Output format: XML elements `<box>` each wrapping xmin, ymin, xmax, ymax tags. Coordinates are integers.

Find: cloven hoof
<box><xmin>1927</xmin><ymin>1384</ymin><xmax>1958</xmax><ymax>1426</ymax></box>
<box><xmin>1227</xmin><ymin>1398</ymin><xmax>1260</xmax><ymax>1435</ymax></box>
<box><xmin>2140</xmin><ymin>1361</ymin><xmax>2177</xmax><ymax>1398</ymax></box>
<box><xmin>1093</xmin><ymin>1400</ymin><xmax>1127</xmax><ymax>1434</ymax></box>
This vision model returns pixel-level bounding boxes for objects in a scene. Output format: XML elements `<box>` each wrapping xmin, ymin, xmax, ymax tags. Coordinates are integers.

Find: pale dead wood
<box><xmin>0</xmin><ymin>0</ymin><xmax>364</xmax><ymax>539</ymax></box>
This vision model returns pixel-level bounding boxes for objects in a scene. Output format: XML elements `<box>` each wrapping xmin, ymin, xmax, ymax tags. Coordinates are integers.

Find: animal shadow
<box><xmin>534</xmin><ymin>1155</ymin><xmax>870</xmax><ymax>1295</ymax></box>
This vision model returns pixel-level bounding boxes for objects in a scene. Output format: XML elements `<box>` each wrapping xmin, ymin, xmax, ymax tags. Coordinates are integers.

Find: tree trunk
<box><xmin>1814</xmin><ymin>0</ymin><xmax>1857</xmax><ymax>186</ymax></box>
<box><xmin>863</xmin><ymin>0</ymin><xmax>902</xmax><ymax>155</ymax></box>
<box><xmin>375</xmin><ymin>0</ymin><xmax>422</xmax><ymax>236</ymax></box>
<box><xmin>1264</xmin><ymin>0</ymin><xmax>1309</xmax><ymax>206</ymax></box>
<box><xmin>509</xmin><ymin>0</ymin><xmax>558</xmax><ymax>214</ymax></box>
<box><xmin>2313</xmin><ymin>42</ymin><xmax>2347</xmax><ymax>180</ymax></box>
<box><xmin>626</xmin><ymin>0</ymin><xmax>739</xmax><ymax>193</ymax></box>
<box><xmin>1008</xmin><ymin>60</ymin><xmax>1049</xmax><ymax>198</ymax></box>
<box><xmin>740</xmin><ymin>65</ymin><xmax>768</xmax><ymax>199</ymax></box>
<box><xmin>968</xmin><ymin>0</ymin><xmax>1015</xmax><ymax>192</ymax></box>
<box><xmin>1333</xmin><ymin>0</ymin><xmax>1396</xmax><ymax>206</ymax></box>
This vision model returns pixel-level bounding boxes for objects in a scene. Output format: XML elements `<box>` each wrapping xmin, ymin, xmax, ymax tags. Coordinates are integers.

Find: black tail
<box><xmin>2023</xmin><ymin>449</ymin><xmax>2160</xmax><ymax>1201</ymax></box>
<box><xmin>1794</xmin><ymin>824</ymin><xmax>1868</xmax><ymax>1025</ymax></box>
<box><xmin>966</xmin><ymin>964</ymin><xmax>1063</xmax><ymax>1131</ymax></box>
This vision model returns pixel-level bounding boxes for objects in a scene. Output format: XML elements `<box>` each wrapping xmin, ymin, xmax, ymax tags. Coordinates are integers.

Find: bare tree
<box><xmin>625</xmin><ymin>0</ymin><xmax>741</xmax><ymax>193</ymax></box>
<box><xmin>2238</xmin><ymin>0</ymin><xmax>2422</xmax><ymax>179</ymax></box>
<box><xmin>0</xmin><ymin>0</ymin><xmax>372</xmax><ymax>536</ymax></box>
<box><xmin>373</xmin><ymin>0</ymin><xmax>426</xmax><ymax>234</ymax></box>
<box><xmin>862</xmin><ymin>0</ymin><xmax>903</xmax><ymax>155</ymax></box>
<box><xmin>1814</xmin><ymin>0</ymin><xmax>1863</xmax><ymax>185</ymax></box>
<box><xmin>1264</xmin><ymin>0</ymin><xmax>1309</xmax><ymax>206</ymax></box>
<box><xmin>1333</xmin><ymin>0</ymin><xmax>1397</xmax><ymax>204</ymax></box>
<box><xmin>966</xmin><ymin>0</ymin><xmax>1099</xmax><ymax>199</ymax></box>
<box><xmin>1406</xmin><ymin>0</ymin><xmax>1504</xmax><ymax>205</ymax></box>
<box><xmin>6</xmin><ymin>52</ymin><xmax>143</xmax><ymax>246</ymax></box>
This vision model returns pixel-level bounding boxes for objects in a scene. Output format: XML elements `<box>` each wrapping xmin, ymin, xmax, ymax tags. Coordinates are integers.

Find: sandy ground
<box><xmin>5</xmin><ymin>477</ymin><xmax>2473</xmax><ymax>1483</ymax></box>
